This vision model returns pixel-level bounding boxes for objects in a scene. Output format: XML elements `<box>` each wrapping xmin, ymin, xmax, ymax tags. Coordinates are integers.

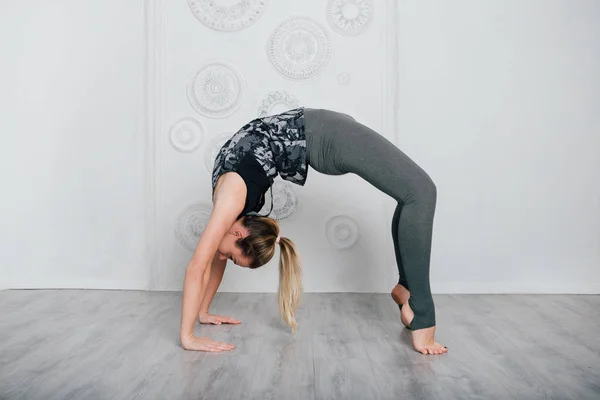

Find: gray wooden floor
<box><xmin>0</xmin><ymin>290</ymin><xmax>599</xmax><ymax>400</ymax></box>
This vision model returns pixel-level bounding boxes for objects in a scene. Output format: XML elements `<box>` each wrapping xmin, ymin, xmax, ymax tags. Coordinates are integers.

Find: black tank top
<box><xmin>210</xmin><ymin>151</ymin><xmax>273</xmax><ymax>220</ymax></box>
<box><xmin>234</xmin><ymin>152</ymin><xmax>271</xmax><ymax>219</ymax></box>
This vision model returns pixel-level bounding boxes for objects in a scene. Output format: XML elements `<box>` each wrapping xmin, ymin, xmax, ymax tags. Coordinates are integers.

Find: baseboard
<box><xmin>431</xmin><ymin>281</ymin><xmax>600</xmax><ymax>295</ymax></box>
<box><xmin>218</xmin><ymin>282</ymin><xmax>600</xmax><ymax>295</ymax></box>
<box><xmin>5</xmin><ymin>281</ymin><xmax>599</xmax><ymax>294</ymax></box>
<box><xmin>8</xmin><ymin>280</ymin><xmax>149</xmax><ymax>291</ymax></box>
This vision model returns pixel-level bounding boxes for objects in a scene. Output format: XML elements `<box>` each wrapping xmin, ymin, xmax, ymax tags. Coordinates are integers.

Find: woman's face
<box><xmin>217</xmin><ymin>219</ymin><xmax>252</xmax><ymax>268</ymax></box>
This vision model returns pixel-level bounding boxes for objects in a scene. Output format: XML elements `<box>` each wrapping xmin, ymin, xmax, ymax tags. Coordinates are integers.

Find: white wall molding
<box><xmin>381</xmin><ymin>0</ymin><xmax>399</xmax><ymax>147</ymax></box>
<box><xmin>378</xmin><ymin>0</ymin><xmax>401</xmax><ymax>288</ymax></box>
<box><xmin>144</xmin><ymin>0</ymin><xmax>164</xmax><ymax>290</ymax></box>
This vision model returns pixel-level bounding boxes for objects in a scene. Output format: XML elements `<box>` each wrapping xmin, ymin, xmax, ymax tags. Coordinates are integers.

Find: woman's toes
<box><xmin>414</xmin><ymin>340</ymin><xmax>448</xmax><ymax>355</ymax></box>
<box><xmin>417</xmin><ymin>344</ymin><xmax>447</xmax><ymax>355</ymax></box>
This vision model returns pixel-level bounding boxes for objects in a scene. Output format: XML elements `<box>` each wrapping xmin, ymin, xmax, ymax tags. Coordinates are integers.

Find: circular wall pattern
<box><xmin>326</xmin><ymin>215</ymin><xmax>359</xmax><ymax>249</ymax></box>
<box><xmin>169</xmin><ymin>118</ymin><xmax>204</xmax><ymax>153</ymax></box>
<box><xmin>257</xmin><ymin>180</ymin><xmax>298</xmax><ymax>220</ymax></box>
<box><xmin>175</xmin><ymin>202</ymin><xmax>212</xmax><ymax>252</ymax></box>
<box><xmin>187</xmin><ymin>59</ymin><xmax>245</xmax><ymax>118</ymax></box>
<box><xmin>187</xmin><ymin>0</ymin><xmax>269</xmax><ymax>32</ymax></box>
<box><xmin>337</xmin><ymin>72</ymin><xmax>350</xmax><ymax>85</ymax></box>
<box><xmin>257</xmin><ymin>91</ymin><xmax>301</xmax><ymax>117</ymax></box>
<box><xmin>267</xmin><ymin>16</ymin><xmax>331</xmax><ymax>81</ymax></box>
<box><xmin>204</xmin><ymin>132</ymin><xmax>235</xmax><ymax>173</ymax></box>
<box><xmin>326</xmin><ymin>0</ymin><xmax>374</xmax><ymax>36</ymax></box>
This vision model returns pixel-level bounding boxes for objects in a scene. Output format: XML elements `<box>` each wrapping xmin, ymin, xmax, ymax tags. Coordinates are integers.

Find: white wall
<box><xmin>397</xmin><ymin>0</ymin><xmax>600</xmax><ymax>293</ymax></box>
<box><xmin>1</xmin><ymin>0</ymin><xmax>598</xmax><ymax>294</ymax></box>
<box><xmin>0</xmin><ymin>0</ymin><xmax>148</xmax><ymax>289</ymax></box>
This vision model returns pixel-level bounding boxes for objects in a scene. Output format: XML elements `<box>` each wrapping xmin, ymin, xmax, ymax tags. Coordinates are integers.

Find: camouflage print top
<box><xmin>211</xmin><ymin>107</ymin><xmax>308</xmax><ymax>216</ymax></box>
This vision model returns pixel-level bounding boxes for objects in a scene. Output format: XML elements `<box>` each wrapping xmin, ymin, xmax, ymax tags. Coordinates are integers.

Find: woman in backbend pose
<box><xmin>179</xmin><ymin>107</ymin><xmax>447</xmax><ymax>355</ymax></box>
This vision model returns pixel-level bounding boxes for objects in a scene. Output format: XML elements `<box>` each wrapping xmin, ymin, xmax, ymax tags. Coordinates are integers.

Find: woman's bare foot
<box><xmin>391</xmin><ymin>284</ymin><xmax>448</xmax><ymax>355</ymax></box>
<box><xmin>391</xmin><ymin>284</ymin><xmax>413</xmax><ymax>329</ymax></box>
<box><xmin>410</xmin><ymin>325</ymin><xmax>447</xmax><ymax>354</ymax></box>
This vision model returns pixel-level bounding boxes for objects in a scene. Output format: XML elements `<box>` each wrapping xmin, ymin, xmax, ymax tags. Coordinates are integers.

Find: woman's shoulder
<box><xmin>212</xmin><ymin>171</ymin><xmax>246</xmax><ymax>206</ymax></box>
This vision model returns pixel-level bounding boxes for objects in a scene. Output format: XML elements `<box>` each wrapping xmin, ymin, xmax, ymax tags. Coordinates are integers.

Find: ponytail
<box><xmin>277</xmin><ymin>237</ymin><xmax>303</xmax><ymax>332</ymax></box>
<box><xmin>238</xmin><ymin>216</ymin><xmax>303</xmax><ymax>331</ymax></box>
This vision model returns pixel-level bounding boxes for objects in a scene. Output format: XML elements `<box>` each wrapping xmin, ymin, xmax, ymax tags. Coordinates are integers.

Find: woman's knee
<box><xmin>421</xmin><ymin>177</ymin><xmax>437</xmax><ymax>202</ymax></box>
<box><xmin>405</xmin><ymin>174</ymin><xmax>436</xmax><ymax>204</ymax></box>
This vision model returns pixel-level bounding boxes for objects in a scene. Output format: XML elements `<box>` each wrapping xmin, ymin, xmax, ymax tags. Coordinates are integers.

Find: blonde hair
<box><xmin>237</xmin><ymin>216</ymin><xmax>303</xmax><ymax>331</ymax></box>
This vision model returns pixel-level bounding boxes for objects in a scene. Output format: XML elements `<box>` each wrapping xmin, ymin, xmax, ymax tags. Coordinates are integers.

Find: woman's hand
<box><xmin>181</xmin><ymin>335</ymin><xmax>235</xmax><ymax>352</ymax></box>
<box><xmin>198</xmin><ymin>313</ymin><xmax>241</xmax><ymax>325</ymax></box>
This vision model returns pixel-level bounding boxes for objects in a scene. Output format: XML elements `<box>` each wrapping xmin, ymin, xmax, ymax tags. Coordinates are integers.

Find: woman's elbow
<box><xmin>185</xmin><ymin>262</ymin><xmax>207</xmax><ymax>278</ymax></box>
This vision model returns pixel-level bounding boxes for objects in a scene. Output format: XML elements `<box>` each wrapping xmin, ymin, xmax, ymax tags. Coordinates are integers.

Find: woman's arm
<box><xmin>197</xmin><ymin>255</ymin><xmax>241</xmax><ymax>325</ymax></box>
<box><xmin>179</xmin><ymin>173</ymin><xmax>246</xmax><ymax>351</ymax></box>
<box><xmin>198</xmin><ymin>254</ymin><xmax>227</xmax><ymax>315</ymax></box>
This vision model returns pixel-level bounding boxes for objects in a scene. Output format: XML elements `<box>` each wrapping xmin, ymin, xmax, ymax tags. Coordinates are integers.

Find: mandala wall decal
<box><xmin>257</xmin><ymin>180</ymin><xmax>298</xmax><ymax>220</ymax></box>
<box><xmin>257</xmin><ymin>91</ymin><xmax>301</xmax><ymax>117</ymax></box>
<box><xmin>187</xmin><ymin>59</ymin><xmax>245</xmax><ymax>118</ymax></box>
<box><xmin>326</xmin><ymin>215</ymin><xmax>359</xmax><ymax>249</ymax></box>
<box><xmin>337</xmin><ymin>72</ymin><xmax>350</xmax><ymax>85</ymax></box>
<box><xmin>175</xmin><ymin>202</ymin><xmax>212</xmax><ymax>252</ymax></box>
<box><xmin>204</xmin><ymin>132</ymin><xmax>235</xmax><ymax>173</ymax></box>
<box><xmin>267</xmin><ymin>16</ymin><xmax>331</xmax><ymax>81</ymax></box>
<box><xmin>326</xmin><ymin>0</ymin><xmax>374</xmax><ymax>36</ymax></box>
<box><xmin>169</xmin><ymin>118</ymin><xmax>204</xmax><ymax>153</ymax></box>
<box><xmin>187</xmin><ymin>0</ymin><xmax>269</xmax><ymax>32</ymax></box>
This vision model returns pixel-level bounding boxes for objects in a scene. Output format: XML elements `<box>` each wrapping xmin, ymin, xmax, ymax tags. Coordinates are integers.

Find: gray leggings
<box><xmin>304</xmin><ymin>108</ymin><xmax>437</xmax><ymax>330</ymax></box>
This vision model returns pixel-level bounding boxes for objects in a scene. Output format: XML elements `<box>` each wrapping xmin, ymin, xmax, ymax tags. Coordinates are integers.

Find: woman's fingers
<box><xmin>203</xmin><ymin>343</ymin><xmax>233</xmax><ymax>352</ymax></box>
<box><xmin>211</xmin><ymin>341</ymin><xmax>234</xmax><ymax>351</ymax></box>
<box><xmin>214</xmin><ymin>315</ymin><xmax>241</xmax><ymax>324</ymax></box>
<box><xmin>182</xmin><ymin>336</ymin><xmax>235</xmax><ymax>352</ymax></box>
<box><xmin>199</xmin><ymin>313</ymin><xmax>240</xmax><ymax>324</ymax></box>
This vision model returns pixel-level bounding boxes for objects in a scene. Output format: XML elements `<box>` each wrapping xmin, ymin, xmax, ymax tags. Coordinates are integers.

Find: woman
<box><xmin>179</xmin><ymin>108</ymin><xmax>447</xmax><ymax>355</ymax></box>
